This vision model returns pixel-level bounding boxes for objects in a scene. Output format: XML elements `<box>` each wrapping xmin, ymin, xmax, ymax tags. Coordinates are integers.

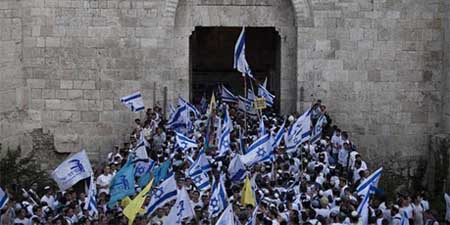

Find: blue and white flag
<box><xmin>218</xmin><ymin>108</ymin><xmax>232</xmax><ymax>156</ymax></box>
<box><xmin>133</xmin><ymin>131</ymin><xmax>150</xmax><ymax>160</ymax></box>
<box><xmin>175</xmin><ymin>132</ymin><xmax>198</xmax><ymax>151</ymax></box>
<box><xmin>134</xmin><ymin>160</ymin><xmax>155</xmax><ymax>177</ymax></box>
<box><xmin>400</xmin><ymin>211</ymin><xmax>410</xmax><ymax>225</ymax></box>
<box><xmin>257</xmin><ymin>84</ymin><xmax>275</xmax><ymax>107</ymax></box>
<box><xmin>228</xmin><ymin>154</ymin><xmax>246</xmax><ymax>183</ymax></box>
<box><xmin>84</xmin><ymin>176</ymin><xmax>98</xmax><ymax>216</ymax></box>
<box><xmin>215</xmin><ymin>204</ymin><xmax>238</xmax><ymax>225</ymax></box>
<box><xmin>187</xmin><ymin>152</ymin><xmax>211</xmax><ymax>191</ymax></box>
<box><xmin>209</xmin><ymin>176</ymin><xmax>228</xmax><ymax>218</ymax></box>
<box><xmin>310</xmin><ymin>114</ymin><xmax>327</xmax><ymax>144</ymax></box>
<box><xmin>285</xmin><ymin>109</ymin><xmax>312</xmax><ymax>151</ymax></box>
<box><xmin>247</xmin><ymin>89</ymin><xmax>256</xmax><ymax>102</ymax></box>
<box><xmin>146</xmin><ymin>175</ymin><xmax>178</xmax><ymax>216</ymax></box>
<box><xmin>0</xmin><ymin>187</ymin><xmax>8</xmax><ymax>210</ymax></box>
<box><xmin>200</xmin><ymin>95</ymin><xmax>208</xmax><ymax>113</ymax></box>
<box><xmin>108</xmin><ymin>158</ymin><xmax>135</xmax><ymax>208</ymax></box>
<box><xmin>240</xmin><ymin>133</ymin><xmax>272</xmax><ymax>167</ymax></box>
<box><xmin>164</xmin><ymin>187</ymin><xmax>195</xmax><ymax>225</ymax></box>
<box><xmin>272</xmin><ymin>120</ymin><xmax>285</xmax><ymax>149</ymax></box>
<box><xmin>51</xmin><ymin>150</ymin><xmax>94</xmax><ymax>191</ymax></box>
<box><xmin>239</xmin><ymin>127</ymin><xmax>247</xmax><ymax>154</ymax></box>
<box><xmin>356</xmin><ymin>167</ymin><xmax>383</xmax><ymax>194</ymax></box>
<box><xmin>258</xmin><ymin>117</ymin><xmax>265</xmax><ymax>137</ymax></box>
<box><xmin>238</xmin><ymin>96</ymin><xmax>257</xmax><ymax>118</ymax></box>
<box><xmin>245</xmin><ymin>205</ymin><xmax>258</xmax><ymax>225</ymax></box>
<box><xmin>120</xmin><ymin>92</ymin><xmax>145</xmax><ymax>112</ymax></box>
<box><xmin>151</xmin><ymin>160</ymin><xmax>172</xmax><ymax>186</ymax></box>
<box><xmin>178</xmin><ymin>96</ymin><xmax>200</xmax><ymax>118</ymax></box>
<box><xmin>167</xmin><ymin>104</ymin><xmax>190</xmax><ymax>130</ymax></box>
<box><xmin>221</xmin><ymin>85</ymin><xmax>238</xmax><ymax>103</ymax></box>
<box><xmin>234</xmin><ymin>27</ymin><xmax>253</xmax><ymax>78</ymax></box>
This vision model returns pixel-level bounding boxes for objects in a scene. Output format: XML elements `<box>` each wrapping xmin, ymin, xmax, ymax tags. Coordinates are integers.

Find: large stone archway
<box><xmin>163</xmin><ymin>0</ymin><xmax>309</xmax><ymax>114</ymax></box>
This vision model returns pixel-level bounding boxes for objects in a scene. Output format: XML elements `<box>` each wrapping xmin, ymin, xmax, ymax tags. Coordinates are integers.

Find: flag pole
<box><xmin>243</xmin><ymin>73</ymin><xmax>247</xmax><ymax>135</ymax></box>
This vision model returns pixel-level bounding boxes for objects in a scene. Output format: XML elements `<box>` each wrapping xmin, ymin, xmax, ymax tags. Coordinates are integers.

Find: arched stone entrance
<box><xmin>167</xmin><ymin>0</ymin><xmax>301</xmax><ymax>114</ymax></box>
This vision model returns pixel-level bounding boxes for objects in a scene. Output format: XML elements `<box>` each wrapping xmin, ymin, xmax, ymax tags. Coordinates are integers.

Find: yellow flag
<box><xmin>120</xmin><ymin>196</ymin><xmax>132</xmax><ymax>208</ymax></box>
<box><xmin>207</xmin><ymin>92</ymin><xmax>216</xmax><ymax>115</ymax></box>
<box><xmin>123</xmin><ymin>178</ymin><xmax>154</xmax><ymax>225</ymax></box>
<box><xmin>241</xmin><ymin>176</ymin><xmax>255</xmax><ymax>207</ymax></box>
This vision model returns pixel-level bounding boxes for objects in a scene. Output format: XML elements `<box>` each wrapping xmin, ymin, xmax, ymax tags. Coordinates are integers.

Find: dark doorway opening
<box><xmin>189</xmin><ymin>27</ymin><xmax>281</xmax><ymax>111</ymax></box>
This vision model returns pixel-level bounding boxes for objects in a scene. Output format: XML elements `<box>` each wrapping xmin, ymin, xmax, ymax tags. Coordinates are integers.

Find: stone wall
<box><xmin>0</xmin><ymin>0</ymin><xmax>448</xmax><ymax>180</ymax></box>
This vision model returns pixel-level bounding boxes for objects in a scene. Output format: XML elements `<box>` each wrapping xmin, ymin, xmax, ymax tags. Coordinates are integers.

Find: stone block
<box><xmin>81</xmin><ymin>111</ymin><xmax>99</xmax><ymax>122</ymax></box>
<box><xmin>56</xmin><ymin>90</ymin><xmax>68</xmax><ymax>99</ymax></box>
<box><xmin>83</xmin><ymin>90</ymin><xmax>100</xmax><ymax>99</ymax></box>
<box><xmin>60</xmin><ymin>80</ymin><xmax>73</xmax><ymax>89</ymax></box>
<box><xmin>411</xmin><ymin>112</ymin><xmax>428</xmax><ymax>124</ymax></box>
<box><xmin>27</xmin><ymin>79</ymin><xmax>46</xmax><ymax>88</ymax></box>
<box><xmin>31</xmin><ymin>88</ymin><xmax>42</xmax><ymax>99</ymax></box>
<box><xmin>367</xmin><ymin>70</ymin><xmax>381</xmax><ymax>82</ymax></box>
<box><xmin>42</xmin><ymin>89</ymin><xmax>55</xmax><ymax>99</ymax></box>
<box><xmin>45</xmin><ymin>99</ymin><xmax>61</xmax><ymax>109</ymax></box>
<box><xmin>67</xmin><ymin>90</ymin><xmax>83</xmax><ymax>99</ymax></box>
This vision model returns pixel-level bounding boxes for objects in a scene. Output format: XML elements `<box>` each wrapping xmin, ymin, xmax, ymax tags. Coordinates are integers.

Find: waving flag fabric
<box><xmin>238</xmin><ymin>96</ymin><xmax>257</xmax><ymax>118</ymax></box>
<box><xmin>285</xmin><ymin>109</ymin><xmax>312</xmax><ymax>151</ymax></box>
<box><xmin>209</xmin><ymin>176</ymin><xmax>228</xmax><ymax>218</ymax></box>
<box><xmin>310</xmin><ymin>114</ymin><xmax>327</xmax><ymax>144</ymax></box>
<box><xmin>51</xmin><ymin>150</ymin><xmax>93</xmax><ymax>191</ymax></box>
<box><xmin>123</xmin><ymin>178</ymin><xmax>154</xmax><ymax>225</ymax></box>
<box><xmin>221</xmin><ymin>85</ymin><xmax>238</xmax><ymax>103</ymax></box>
<box><xmin>241</xmin><ymin>133</ymin><xmax>272</xmax><ymax>167</ymax></box>
<box><xmin>164</xmin><ymin>187</ymin><xmax>195</xmax><ymax>225</ymax></box>
<box><xmin>146</xmin><ymin>175</ymin><xmax>178</xmax><ymax>216</ymax></box>
<box><xmin>215</xmin><ymin>204</ymin><xmax>238</xmax><ymax>225</ymax></box>
<box><xmin>228</xmin><ymin>154</ymin><xmax>246</xmax><ymax>183</ymax></box>
<box><xmin>272</xmin><ymin>120</ymin><xmax>285</xmax><ymax>148</ymax></box>
<box><xmin>175</xmin><ymin>132</ymin><xmax>198</xmax><ymax>150</ymax></box>
<box><xmin>120</xmin><ymin>92</ymin><xmax>145</xmax><ymax>112</ymax></box>
<box><xmin>257</xmin><ymin>84</ymin><xmax>275</xmax><ymax>107</ymax></box>
<box><xmin>234</xmin><ymin>27</ymin><xmax>253</xmax><ymax>78</ymax></box>
<box><xmin>218</xmin><ymin>107</ymin><xmax>232</xmax><ymax>156</ymax></box>
<box><xmin>85</xmin><ymin>176</ymin><xmax>98</xmax><ymax>216</ymax></box>
<box><xmin>108</xmin><ymin>158</ymin><xmax>135</xmax><ymax>208</ymax></box>
<box><xmin>0</xmin><ymin>187</ymin><xmax>8</xmax><ymax>210</ymax></box>
<box><xmin>187</xmin><ymin>151</ymin><xmax>211</xmax><ymax>191</ymax></box>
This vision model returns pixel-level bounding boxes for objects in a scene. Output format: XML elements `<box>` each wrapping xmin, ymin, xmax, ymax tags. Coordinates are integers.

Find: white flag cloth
<box><xmin>84</xmin><ymin>176</ymin><xmax>98</xmax><ymax>216</ymax></box>
<box><xmin>0</xmin><ymin>186</ymin><xmax>8</xmax><ymax>210</ymax></box>
<box><xmin>215</xmin><ymin>204</ymin><xmax>239</xmax><ymax>225</ymax></box>
<box><xmin>228</xmin><ymin>154</ymin><xmax>246</xmax><ymax>183</ymax></box>
<box><xmin>241</xmin><ymin>133</ymin><xmax>272</xmax><ymax>167</ymax></box>
<box><xmin>209</xmin><ymin>176</ymin><xmax>228</xmax><ymax>218</ymax></box>
<box><xmin>257</xmin><ymin>84</ymin><xmax>275</xmax><ymax>107</ymax></box>
<box><xmin>400</xmin><ymin>211</ymin><xmax>410</xmax><ymax>225</ymax></box>
<box><xmin>167</xmin><ymin>104</ymin><xmax>190</xmax><ymax>130</ymax></box>
<box><xmin>175</xmin><ymin>132</ymin><xmax>198</xmax><ymax>150</ymax></box>
<box><xmin>272</xmin><ymin>120</ymin><xmax>285</xmax><ymax>149</ymax></box>
<box><xmin>357</xmin><ymin>185</ymin><xmax>371</xmax><ymax>225</ymax></box>
<box><xmin>120</xmin><ymin>92</ymin><xmax>145</xmax><ymax>112</ymax></box>
<box><xmin>221</xmin><ymin>85</ymin><xmax>238</xmax><ymax>103</ymax></box>
<box><xmin>218</xmin><ymin>108</ymin><xmax>232</xmax><ymax>156</ymax></box>
<box><xmin>178</xmin><ymin>96</ymin><xmax>200</xmax><ymax>118</ymax></box>
<box><xmin>51</xmin><ymin>150</ymin><xmax>93</xmax><ymax>191</ymax></box>
<box><xmin>258</xmin><ymin>117</ymin><xmax>265</xmax><ymax>137</ymax></box>
<box><xmin>310</xmin><ymin>114</ymin><xmax>327</xmax><ymax>144</ymax></box>
<box><xmin>146</xmin><ymin>175</ymin><xmax>178</xmax><ymax>216</ymax></box>
<box><xmin>285</xmin><ymin>109</ymin><xmax>312</xmax><ymax>151</ymax></box>
<box><xmin>164</xmin><ymin>187</ymin><xmax>195</xmax><ymax>225</ymax></box>
<box><xmin>234</xmin><ymin>27</ymin><xmax>253</xmax><ymax>78</ymax></box>
<box><xmin>356</xmin><ymin>167</ymin><xmax>383</xmax><ymax>194</ymax></box>
<box><xmin>187</xmin><ymin>151</ymin><xmax>211</xmax><ymax>191</ymax></box>
<box><xmin>245</xmin><ymin>205</ymin><xmax>258</xmax><ymax>225</ymax></box>
<box><xmin>444</xmin><ymin>193</ymin><xmax>450</xmax><ymax>222</ymax></box>
<box><xmin>133</xmin><ymin>131</ymin><xmax>150</xmax><ymax>160</ymax></box>
<box><xmin>238</xmin><ymin>96</ymin><xmax>257</xmax><ymax>118</ymax></box>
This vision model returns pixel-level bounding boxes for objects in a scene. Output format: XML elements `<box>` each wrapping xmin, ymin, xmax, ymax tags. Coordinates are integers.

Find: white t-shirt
<box><xmin>40</xmin><ymin>195</ymin><xmax>55</xmax><ymax>209</ymax></box>
<box><xmin>96</xmin><ymin>174</ymin><xmax>113</xmax><ymax>194</ymax></box>
<box><xmin>445</xmin><ymin>193</ymin><xmax>450</xmax><ymax>222</ymax></box>
<box><xmin>14</xmin><ymin>218</ymin><xmax>31</xmax><ymax>225</ymax></box>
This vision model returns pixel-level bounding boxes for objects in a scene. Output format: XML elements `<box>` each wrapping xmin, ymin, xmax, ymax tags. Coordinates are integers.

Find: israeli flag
<box><xmin>164</xmin><ymin>187</ymin><xmax>195</xmax><ymax>225</ymax></box>
<box><xmin>0</xmin><ymin>187</ymin><xmax>8</xmax><ymax>210</ymax></box>
<box><xmin>400</xmin><ymin>211</ymin><xmax>410</xmax><ymax>225</ymax></box>
<box><xmin>133</xmin><ymin>131</ymin><xmax>150</xmax><ymax>160</ymax></box>
<box><xmin>51</xmin><ymin>150</ymin><xmax>93</xmax><ymax>191</ymax></box>
<box><xmin>167</xmin><ymin>104</ymin><xmax>190</xmax><ymax>130</ymax></box>
<box><xmin>175</xmin><ymin>132</ymin><xmax>198</xmax><ymax>151</ymax></box>
<box><xmin>285</xmin><ymin>109</ymin><xmax>312</xmax><ymax>151</ymax></box>
<box><xmin>215</xmin><ymin>204</ymin><xmax>239</xmax><ymax>225</ymax></box>
<box><xmin>234</xmin><ymin>27</ymin><xmax>253</xmax><ymax>78</ymax></box>
<box><xmin>120</xmin><ymin>92</ymin><xmax>145</xmax><ymax>112</ymax></box>
<box><xmin>272</xmin><ymin>120</ymin><xmax>285</xmax><ymax>149</ymax></box>
<box><xmin>310</xmin><ymin>114</ymin><xmax>327</xmax><ymax>144</ymax></box>
<box><xmin>238</xmin><ymin>96</ymin><xmax>257</xmax><ymax>118</ymax></box>
<box><xmin>240</xmin><ymin>133</ymin><xmax>272</xmax><ymax>167</ymax></box>
<box><xmin>85</xmin><ymin>176</ymin><xmax>98</xmax><ymax>216</ymax></box>
<box><xmin>218</xmin><ymin>108</ymin><xmax>232</xmax><ymax>156</ymax></box>
<box><xmin>245</xmin><ymin>205</ymin><xmax>258</xmax><ymax>225</ymax></box>
<box><xmin>356</xmin><ymin>167</ymin><xmax>383</xmax><ymax>194</ymax></box>
<box><xmin>134</xmin><ymin>160</ymin><xmax>155</xmax><ymax>177</ymax></box>
<box><xmin>221</xmin><ymin>85</ymin><xmax>238</xmax><ymax>103</ymax></box>
<box><xmin>228</xmin><ymin>154</ymin><xmax>246</xmax><ymax>183</ymax></box>
<box><xmin>146</xmin><ymin>175</ymin><xmax>178</xmax><ymax>216</ymax></box>
<box><xmin>108</xmin><ymin>158</ymin><xmax>135</xmax><ymax>208</ymax></box>
<box><xmin>178</xmin><ymin>96</ymin><xmax>200</xmax><ymax>118</ymax></box>
<box><xmin>247</xmin><ymin>89</ymin><xmax>256</xmax><ymax>102</ymax></box>
<box><xmin>209</xmin><ymin>176</ymin><xmax>228</xmax><ymax>218</ymax></box>
<box><xmin>357</xmin><ymin>185</ymin><xmax>371</xmax><ymax>225</ymax></box>
<box><xmin>187</xmin><ymin>152</ymin><xmax>211</xmax><ymax>191</ymax></box>
<box><xmin>258</xmin><ymin>117</ymin><xmax>265</xmax><ymax>137</ymax></box>
<box><xmin>257</xmin><ymin>84</ymin><xmax>275</xmax><ymax>107</ymax></box>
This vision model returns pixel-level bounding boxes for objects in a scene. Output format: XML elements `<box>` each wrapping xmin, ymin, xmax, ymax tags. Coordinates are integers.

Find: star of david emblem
<box><xmin>179</xmin><ymin>141</ymin><xmax>187</xmax><ymax>149</ymax></box>
<box><xmin>153</xmin><ymin>187</ymin><xmax>164</xmax><ymax>198</ymax></box>
<box><xmin>210</xmin><ymin>198</ymin><xmax>218</xmax><ymax>209</ymax></box>
<box><xmin>256</xmin><ymin>147</ymin><xmax>266</xmax><ymax>157</ymax></box>
<box><xmin>222</xmin><ymin>140</ymin><xmax>230</xmax><ymax>148</ymax></box>
<box><xmin>193</xmin><ymin>175</ymin><xmax>202</xmax><ymax>184</ymax></box>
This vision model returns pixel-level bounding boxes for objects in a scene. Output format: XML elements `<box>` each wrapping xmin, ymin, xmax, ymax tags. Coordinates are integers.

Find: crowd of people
<box><xmin>0</xmin><ymin>96</ymin><xmax>449</xmax><ymax>225</ymax></box>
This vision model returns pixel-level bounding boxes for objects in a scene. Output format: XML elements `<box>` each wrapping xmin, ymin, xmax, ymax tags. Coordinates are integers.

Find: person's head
<box><xmin>103</xmin><ymin>166</ymin><xmax>111</xmax><ymax>174</ymax></box>
<box><xmin>390</xmin><ymin>205</ymin><xmax>399</xmax><ymax>216</ymax></box>
<box><xmin>191</xmin><ymin>190</ymin><xmax>200</xmax><ymax>201</ymax></box>
<box><xmin>135</xmin><ymin>118</ymin><xmax>141</xmax><ymax>126</ymax></box>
